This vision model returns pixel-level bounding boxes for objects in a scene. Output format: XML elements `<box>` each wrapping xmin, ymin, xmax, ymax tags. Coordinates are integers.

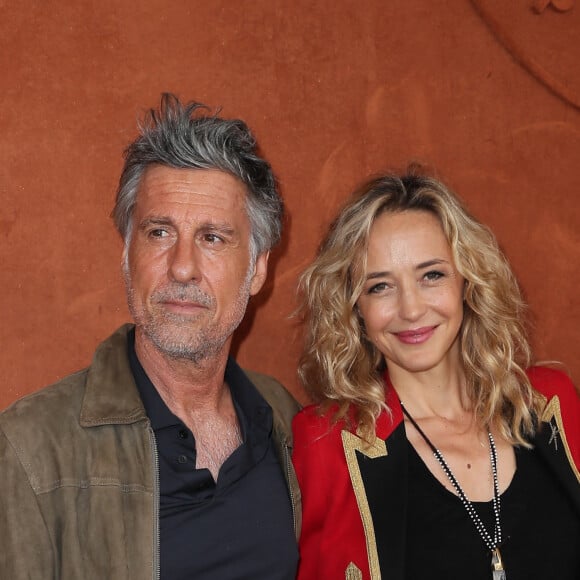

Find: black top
<box><xmin>405</xmin><ymin>440</ymin><xmax>580</xmax><ymax>579</ymax></box>
<box><xmin>128</xmin><ymin>331</ymin><xmax>298</xmax><ymax>580</ymax></box>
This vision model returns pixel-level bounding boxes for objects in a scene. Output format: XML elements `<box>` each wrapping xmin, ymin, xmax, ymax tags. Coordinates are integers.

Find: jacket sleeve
<box><xmin>292</xmin><ymin>408</ymin><xmax>327</xmax><ymax>579</ymax></box>
<box><xmin>292</xmin><ymin>407</ymin><xmax>370</xmax><ymax>579</ymax></box>
<box><xmin>0</xmin><ymin>427</ymin><xmax>55</xmax><ymax>579</ymax></box>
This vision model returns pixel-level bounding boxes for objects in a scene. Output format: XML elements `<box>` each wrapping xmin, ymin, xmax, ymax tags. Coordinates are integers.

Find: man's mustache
<box><xmin>151</xmin><ymin>284</ymin><xmax>214</xmax><ymax>308</ymax></box>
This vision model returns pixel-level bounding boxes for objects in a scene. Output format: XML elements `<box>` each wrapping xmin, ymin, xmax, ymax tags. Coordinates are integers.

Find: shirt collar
<box><xmin>127</xmin><ymin>328</ymin><xmax>272</xmax><ymax>437</ymax></box>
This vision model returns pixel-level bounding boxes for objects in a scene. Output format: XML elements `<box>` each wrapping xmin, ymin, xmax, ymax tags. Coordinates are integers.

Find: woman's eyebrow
<box><xmin>416</xmin><ymin>258</ymin><xmax>450</xmax><ymax>269</ymax></box>
<box><xmin>364</xmin><ymin>258</ymin><xmax>451</xmax><ymax>281</ymax></box>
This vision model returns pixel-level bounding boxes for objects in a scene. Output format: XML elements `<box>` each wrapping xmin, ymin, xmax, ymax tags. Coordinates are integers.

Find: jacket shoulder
<box><xmin>0</xmin><ymin>369</ymin><xmax>90</xmax><ymax>489</ymax></box>
<box><xmin>0</xmin><ymin>369</ymin><xmax>88</xmax><ymax>434</ymax></box>
<box><xmin>528</xmin><ymin>365</ymin><xmax>580</xmax><ymax>471</ymax></box>
<box><xmin>527</xmin><ymin>365</ymin><xmax>579</xmax><ymax>402</ymax></box>
<box><xmin>292</xmin><ymin>404</ymin><xmax>348</xmax><ymax>450</ymax></box>
<box><xmin>243</xmin><ymin>370</ymin><xmax>300</xmax><ymax>436</ymax></box>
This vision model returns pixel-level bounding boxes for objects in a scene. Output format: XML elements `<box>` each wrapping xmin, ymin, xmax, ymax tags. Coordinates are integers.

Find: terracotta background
<box><xmin>1</xmin><ymin>0</ymin><xmax>579</xmax><ymax>409</ymax></box>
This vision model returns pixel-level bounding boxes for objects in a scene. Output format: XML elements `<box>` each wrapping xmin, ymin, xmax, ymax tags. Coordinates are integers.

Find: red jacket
<box><xmin>292</xmin><ymin>367</ymin><xmax>580</xmax><ymax>580</ymax></box>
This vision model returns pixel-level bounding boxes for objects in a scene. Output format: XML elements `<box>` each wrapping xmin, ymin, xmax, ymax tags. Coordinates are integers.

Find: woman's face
<box><xmin>356</xmin><ymin>210</ymin><xmax>465</xmax><ymax>377</ymax></box>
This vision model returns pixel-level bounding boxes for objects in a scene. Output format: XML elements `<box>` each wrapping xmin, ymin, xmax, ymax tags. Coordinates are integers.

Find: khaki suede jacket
<box><xmin>0</xmin><ymin>324</ymin><xmax>302</xmax><ymax>580</ymax></box>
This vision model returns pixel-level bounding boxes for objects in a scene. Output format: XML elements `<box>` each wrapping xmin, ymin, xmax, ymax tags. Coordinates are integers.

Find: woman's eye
<box><xmin>424</xmin><ymin>270</ymin><xmax>444</xmax><ymax>282</ymax></box>
<box><xmin>367</xmin><ymin>282</ymin><xmax>390</xmax><ymax>294</ymax></box>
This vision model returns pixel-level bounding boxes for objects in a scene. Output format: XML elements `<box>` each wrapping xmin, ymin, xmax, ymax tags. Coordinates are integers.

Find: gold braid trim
<box><xmin>540</xmin><ymin>395</ymin><xmax>580</xmax><ymax>484</ymax></box>
<box><xmin>345</xmin><ymin>562</ymin><xmax>363</xmax><ymax>580</ymax></box>
<box><xmin>342</xmin><ymin>430</ymin><xmax>388</xmax><ymax>580</ymax></box>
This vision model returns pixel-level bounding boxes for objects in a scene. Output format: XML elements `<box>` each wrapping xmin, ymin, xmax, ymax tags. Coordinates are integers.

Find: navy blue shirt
<box><xmin>128</xmin><ymin>331</ymin><xmax>298</xmax><ymax>580</ymax></box>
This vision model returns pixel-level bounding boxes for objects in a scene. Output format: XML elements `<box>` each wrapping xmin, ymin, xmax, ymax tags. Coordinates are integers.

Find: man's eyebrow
<box><xmin>364</xmin><ymin>259</ymin><xmax>451</xmax><ymax>281</ymax></box>
<box><xmin>199</xmin><ymin>222</ymin><xmax>236</xmax><ymax>235</ymax></box>
<box><xmin>138</xmin><ymin>217</ymin><xmax>236</xmax><ymax>236</ymax></box>
<box><xmin>138</xmin><ymin>216</ymin><xmax>173</xmax><ymax>229</ymax></box>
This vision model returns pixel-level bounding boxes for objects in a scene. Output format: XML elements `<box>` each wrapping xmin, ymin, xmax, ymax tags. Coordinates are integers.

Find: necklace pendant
<box><xmin>491</xmin><ymin>547</ymin><xmax>506</xmax><ymax>580</ymax></box>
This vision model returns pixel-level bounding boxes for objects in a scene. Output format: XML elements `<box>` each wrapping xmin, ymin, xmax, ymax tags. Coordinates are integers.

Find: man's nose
<box><xmin>168</xmin><ymin>239</ymin><xmax>202</xmax><ymax>283</ymax></box>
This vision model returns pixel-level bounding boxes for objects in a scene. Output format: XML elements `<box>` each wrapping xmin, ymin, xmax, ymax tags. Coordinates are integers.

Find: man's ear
<box><xmin>249</xmin><ymin>252</ymin><xmax>269</xmax><ymax>296</ymax></box>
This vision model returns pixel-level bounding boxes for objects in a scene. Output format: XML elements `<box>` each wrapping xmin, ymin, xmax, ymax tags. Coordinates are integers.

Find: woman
<box><xmin>292</xmin><ymin>169</ymin><xmax>580</xmax><ymax>580</ymax></box>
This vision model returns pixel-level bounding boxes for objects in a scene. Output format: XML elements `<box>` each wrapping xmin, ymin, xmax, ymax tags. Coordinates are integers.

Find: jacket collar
<box><xmin>534</xmin><ymin>394</ymin><xmax>580</xmax><ymax>514</ymax></box>
<box><xmin>79</xmin><ymin>324</ymin><xmax>148</xmax><ymax>427</ymax></box>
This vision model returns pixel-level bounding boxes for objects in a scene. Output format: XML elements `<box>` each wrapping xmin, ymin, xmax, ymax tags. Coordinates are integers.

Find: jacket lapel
<box><xmin>534</xmin><ymin>395</ymin><xmax>580</xmax><ymax>514</ymax></box>
<box><xmin>342</xmin><ymin>421</ymin><xmax>408</xmax><ymax>580</ymax></box>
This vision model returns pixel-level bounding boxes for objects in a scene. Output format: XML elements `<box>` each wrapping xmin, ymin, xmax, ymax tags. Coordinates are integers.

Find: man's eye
<box><xmin>149</xmin><ymin>229</ymin><xmax>169</xmax><ymax>238</ymax></box>
<box><xmin>203</xmin><ymin>233</ymin><xmax>224</xmax><ymax>244</ymax></box>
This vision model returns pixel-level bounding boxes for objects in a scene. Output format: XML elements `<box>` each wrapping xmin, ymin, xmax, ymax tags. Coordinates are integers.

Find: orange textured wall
<box><xmin>1</xmin><ymin>0</ymin><xmax>579</xmax><ymax>409</ymax></box>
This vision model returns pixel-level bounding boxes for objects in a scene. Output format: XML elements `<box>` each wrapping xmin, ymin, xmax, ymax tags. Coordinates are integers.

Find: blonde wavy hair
<box><xmin>298</xmin><ymin>168</ymin><xmax>544</xmax><ymax>444</ymax></box>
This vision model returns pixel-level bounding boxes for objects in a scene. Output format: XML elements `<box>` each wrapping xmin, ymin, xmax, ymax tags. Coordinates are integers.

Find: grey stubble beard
<box><xmin>123</xmin><ymin>261</ymin><xmax>254</xmax><ymax>365</ymax></box>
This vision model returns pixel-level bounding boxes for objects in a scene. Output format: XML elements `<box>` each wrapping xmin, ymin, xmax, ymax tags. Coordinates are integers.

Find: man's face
<box><xmin>124</xmin><ymin>165</ymin><xmax>268</xmax><ymax>362</ymax></box>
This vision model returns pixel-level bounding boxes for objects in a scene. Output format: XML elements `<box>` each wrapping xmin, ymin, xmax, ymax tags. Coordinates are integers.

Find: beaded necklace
<box><xmin>401</xmin><ymin>404</ymin><xmax>507</xmax><ymax>580</ymax></box>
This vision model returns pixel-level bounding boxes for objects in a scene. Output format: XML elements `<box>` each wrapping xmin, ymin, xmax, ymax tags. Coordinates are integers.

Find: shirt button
<box><xmin>178</xmin><ymin>429</ymin><xmax>188</xmax><ymax>439</ymax></box>
<box><xmin>177</xmin><ymin>455</ymin><xmax>188</xmax><ymax>464</ymax></box>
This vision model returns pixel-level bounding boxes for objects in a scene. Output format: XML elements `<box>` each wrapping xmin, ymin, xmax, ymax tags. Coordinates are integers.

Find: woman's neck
<box><xmin>388</xmin><ymin>363</ymin><xmax>470</xmax><ymax>421</ymax></box>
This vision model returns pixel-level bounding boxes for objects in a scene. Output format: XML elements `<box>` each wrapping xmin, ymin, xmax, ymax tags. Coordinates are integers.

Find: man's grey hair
<box><xmin>112</xmin><ymin>93</ymin><xmax>283</xmax><ymax>258</ymax></box>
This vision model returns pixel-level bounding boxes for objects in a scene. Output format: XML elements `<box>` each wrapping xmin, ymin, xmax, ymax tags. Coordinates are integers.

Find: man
<box><xmin>0</xmin><ymin>94</ymin><xmax>301</xmax><ymax>579</ymax></box>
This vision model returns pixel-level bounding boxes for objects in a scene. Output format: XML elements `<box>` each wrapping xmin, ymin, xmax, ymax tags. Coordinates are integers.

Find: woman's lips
<box><xmin>394</xmin><ymin>326</ymin><xmax>436</xmax><ymax>344</ymax></box>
